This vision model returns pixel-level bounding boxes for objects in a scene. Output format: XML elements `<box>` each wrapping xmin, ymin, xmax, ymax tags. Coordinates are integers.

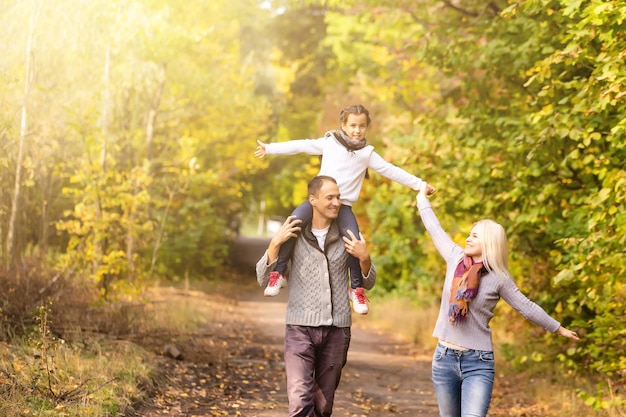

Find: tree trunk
<box><xmin>7</xmin><ymin>5</ymin><xmax>41</xmax><ymax>262</ymax></box>
<box><xmin>149</xmin><ymin>186</ymin><xmax>175</xmax><ymax>278</ymax></box>
<box><xmin>128</xmin><ymin>64</ymin><xmax>166</xmax><ymax>279</ymax></box>
<box><xmin>93</xmin><ymin>43</ymin><xmax>112</xmax><ymax>282</ymax></box>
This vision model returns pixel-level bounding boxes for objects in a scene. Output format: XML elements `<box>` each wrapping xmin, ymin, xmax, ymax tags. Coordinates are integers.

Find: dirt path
<box><xmin>230</xmin><ymin>235</ymin><xmax>439</xmax><ymax>415</ymax></box>
<box><xmin>135</xmin><ymin>236</ymin><xmax>560</xmax><ymax>416</ymax></box>
<box><xmin>136</xmin><ymin>287</ymin><xmax>438</xmax><ymax>417</ymax></box>
<box><xmin>235</xmin><ymin>290</ymin><xmax>439</xmax><ymax>417</ymax></box>
<box><xmin>135</xmin><ymin>236</ymin><xmax>439</xmax><ymax>416</ymax></box>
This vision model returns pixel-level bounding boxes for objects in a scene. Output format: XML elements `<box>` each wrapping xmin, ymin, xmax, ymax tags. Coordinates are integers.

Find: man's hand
<box><xmin>254</xmin><ymin>139</ymin><xmax>267</xmax><ymax>158</ymax></box>
<box><xmin>267</xmin><ymin>216</ymin><xmax>302</xmax><ymax>263</ymax></box>
<box><xmin>271</xmin><ymin>216</ymin><xmax>302</xmax><ymax>246</ymax></box>
<box><xmin>343</xmin><ymin>230</ymin><xmax>372</xmax><ymax>277</ymax></box>
<box><xmin>342</xmin><ymin>230</ymin><xmax>369</xmax><ymax>262</ymax></box>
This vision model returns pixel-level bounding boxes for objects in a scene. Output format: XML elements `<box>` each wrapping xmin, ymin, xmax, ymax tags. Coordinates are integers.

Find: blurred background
<box><xmin>1</xmin><ymin>0</ymin><xmax>624</xmax><ymax>413</ymax></box>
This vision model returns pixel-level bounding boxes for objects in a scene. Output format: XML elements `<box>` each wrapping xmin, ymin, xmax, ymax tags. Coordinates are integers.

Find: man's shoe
<box><xmin>264</xmin><ymin>272</ymin><xmax>286</xmax><ymax>297</ymax></box>
<box><xmin>349</xmin><ymin>287</ymin><xmax>369</xmax><ymax>315</ymax></box>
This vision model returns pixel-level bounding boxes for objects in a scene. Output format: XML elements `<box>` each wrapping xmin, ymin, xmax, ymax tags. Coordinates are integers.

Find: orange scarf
<box><xmin>448</xmin><ymin>256</ymin><xmax>485</xmax><ymax>324</ymax></box>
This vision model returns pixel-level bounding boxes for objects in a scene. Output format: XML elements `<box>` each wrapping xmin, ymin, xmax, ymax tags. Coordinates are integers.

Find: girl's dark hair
<box><xmin>339</xmin><ymin>104</ymin><xmax>371</xmax><ymax>126</ymax></box>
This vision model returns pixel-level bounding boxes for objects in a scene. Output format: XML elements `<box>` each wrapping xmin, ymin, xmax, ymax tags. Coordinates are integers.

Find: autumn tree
<box><xmin>268</xmin><ymin>0</ymin><xmax>625</xmax><ymax>409</ymax></box>
<box><xmin>0</xmin><ymin>0</ymin><xmax>273</xmax><ymax>287</ymax></box>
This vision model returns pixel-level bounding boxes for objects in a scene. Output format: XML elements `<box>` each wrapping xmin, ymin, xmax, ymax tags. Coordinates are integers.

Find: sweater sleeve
<box><xmin>368</xmin><ymin>151</ymin><xmax>423</xmax><ymax>190</ymax></box>
<box><xmin>417</xmin><ymin>196</ymin><xmax>463</xmax><ymax>265</ymax></box>
<box><xmin>361</xmin><ymin>263</ymin><xmax>377</xmax><ymax>290</ymax></box>
<box><xmin>499</xmin><ymin>275</ymin><xmax>561</xmax><ymax>333</ymax></box>
<box><xmin>265</xmin><ymin>138</ymin><xmax>326</xmax><ymax>156</ymax></box>
<box><xmin>255</xmin><ymin>250</ymin><xmax>276</xmax><ymax>288</ymax></box>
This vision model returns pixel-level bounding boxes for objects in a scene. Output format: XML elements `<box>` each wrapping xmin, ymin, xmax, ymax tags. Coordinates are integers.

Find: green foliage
<box><xmin>1</xmin><ymin>0</ymin><xmax>273</xmax><ymax>288</ymax></box>
<box><xmin>250</xmin><ymin>3</ymin><xmax>338</xmax><ymax>217</ymax></box>
<box><xmin>510</xmin><ymin>2</ymin><xmax>625</xmax><ymax>407</ymax></box>
<box><xmin>364</xmin><ymin>178</ymin><xmax>441</xmax><ymax>303</ymax></box>
<box><xmin>292</xmin><ymin>0</ymin><xmax>626</xmax><ymax>409</ymax></box>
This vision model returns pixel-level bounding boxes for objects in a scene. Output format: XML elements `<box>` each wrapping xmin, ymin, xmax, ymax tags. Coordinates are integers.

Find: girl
<box><xmin>255</xmin><ymin>104</ymin><xmax>435</xmax><ymax>314</ymax></box>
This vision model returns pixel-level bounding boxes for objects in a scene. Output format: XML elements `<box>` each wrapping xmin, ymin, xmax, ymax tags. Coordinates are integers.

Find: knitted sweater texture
<box><xmin>265</xmin><ymin>134</ymin><xmax>423</xmax><ymax>206</ymax></box>
<box><xmin>256</xmin><ymin>222</ymin><xmax>377</xmax><ymax>328</ymax></box>
<box><xmin>417</xmin><ymin>195</ymin><xmax>560</xmax><ymax>351</ymax></box>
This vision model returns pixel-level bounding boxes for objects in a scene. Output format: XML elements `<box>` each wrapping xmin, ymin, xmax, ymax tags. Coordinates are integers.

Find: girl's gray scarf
<box><xmin>327</xmin><ymin>129</ymin><xmax>368</xmax><ymax>151</ymax></box>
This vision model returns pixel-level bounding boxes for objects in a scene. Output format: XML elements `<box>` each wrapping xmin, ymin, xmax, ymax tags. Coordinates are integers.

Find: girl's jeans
<box><xmin>431</xmin><ymin>342</ymin><xmax>495</xmax><ymax>417</ymax></box>
<box><xmin>274</xmin><ymin>201</ymin><xmax>362</xmax><ymax>289</ymax></box>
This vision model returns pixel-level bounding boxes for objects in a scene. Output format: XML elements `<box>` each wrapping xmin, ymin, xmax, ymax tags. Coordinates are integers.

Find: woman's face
<box><xmin>464</xmin><ymin>225</ymin><xmax>484</xmax><ymax>262</ymax></box>
<box><xmin>341</xmin><ymin>113</ymin><xmax>368</xmax><ymax>141</ymax></box>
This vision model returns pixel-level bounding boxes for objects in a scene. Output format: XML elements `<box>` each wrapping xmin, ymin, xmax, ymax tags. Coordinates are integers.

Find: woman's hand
<box><xmin>416</xmin><ymin>182</ymin><xmax>433</xmax><ymax>206</ymax></box>
<box><xmin>556</xmin><ymin>325</ymin><xmax>580</xmax><ymax>341</ymax></box>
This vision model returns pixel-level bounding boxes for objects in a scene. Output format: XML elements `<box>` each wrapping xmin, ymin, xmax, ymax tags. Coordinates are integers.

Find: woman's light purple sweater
<box><xmin>417</xmin><ymin>195</ymin><xmax>560</xmax><ymax>351</ymax></box>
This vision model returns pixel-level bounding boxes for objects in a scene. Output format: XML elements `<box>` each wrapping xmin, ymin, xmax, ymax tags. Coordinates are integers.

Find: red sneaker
<box><xmin>264</xmin><ymin>272</ymin><xmax>286</xmax><ymax>297</ymax></box>
<box><xmin>349</xmin><ymin>287</ymin><xmax>369</xmax><ymax>315</ymax></box>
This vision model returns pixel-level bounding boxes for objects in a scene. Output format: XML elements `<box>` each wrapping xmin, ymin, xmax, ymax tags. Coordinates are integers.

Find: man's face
<box><xmin>310</xmin><ymin>180</ymin><xmax>341</xmax><ymax>221</ymax></box>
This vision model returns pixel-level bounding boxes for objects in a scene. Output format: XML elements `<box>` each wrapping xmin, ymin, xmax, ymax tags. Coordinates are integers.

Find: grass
<box><xmin>0</xmin><ymin>337</ymin><xmax>153</xmax><ymax>417</ymax></box>
<box><xmin>0</xmin><ymin>254</ymin><xmax>253</xmax><ymax>417</ymax></box>
<box><xmin>0</xmin><ymin>282</ymin><xmax>225</xmax><ymax>417</ymax></box>
<box><xmin>352</xmin><ymin>293</ymin><xmax>440</xmax><ymax>351</ymax></box>
<box><xmin>0</xmin><ymin>258</ymin><xmax>158</xmax><ymax>417</ymax></box>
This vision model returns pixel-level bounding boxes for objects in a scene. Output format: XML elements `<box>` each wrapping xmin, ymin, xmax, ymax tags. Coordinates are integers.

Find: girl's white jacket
<box><xmin>265</xmin><ymin>135</ymin><xmax>423</xmax><ymax>206</ymax></box>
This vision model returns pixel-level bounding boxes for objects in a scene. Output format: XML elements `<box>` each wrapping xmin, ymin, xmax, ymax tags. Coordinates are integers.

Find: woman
<box><xmin>416</xmin><ymin>182</ymin><xmax>579</xmax><ymax>417</ymax></box>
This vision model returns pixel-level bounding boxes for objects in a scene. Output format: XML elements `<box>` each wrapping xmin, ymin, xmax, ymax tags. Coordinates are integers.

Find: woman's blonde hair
<box><xmin>472</xmin><ymin>219</ymin><xmax>509</xmax><ymax>277</ymax></box>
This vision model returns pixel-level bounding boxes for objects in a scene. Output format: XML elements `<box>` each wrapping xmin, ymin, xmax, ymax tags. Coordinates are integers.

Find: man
<box><xmin>256</xmin><ymin>175</ymin><xmax>377</xmax><ymax>417</ymax></box>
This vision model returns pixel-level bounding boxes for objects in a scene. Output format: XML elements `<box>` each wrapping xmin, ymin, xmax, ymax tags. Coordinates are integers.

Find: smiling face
<box><xmin>309</xmin><ymin>179</ymin><xmax>341</xmax><ymax>226</ymax></box>
<box><xmin>464</xmin><ymin>225</ymin><xmax>484</xmax><ymax>262</ymax></box>
<box><xmin>341</xmin><ymin>113</ymin><xmax>369</xmax><ymax>142</ymax></box>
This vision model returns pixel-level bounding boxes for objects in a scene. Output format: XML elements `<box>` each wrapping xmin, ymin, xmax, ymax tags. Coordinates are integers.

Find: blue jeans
<box><xmin>431</xmin><ymin>342</ymin><xmax>495</xmax><ymax>417</ymax></box>
<box><xmin>274</xmin><ymin>201</ymin><xmax>362</xmax><ymax>289</ymax></box>
<box><xmin>284</xmin><ymin>325</ymin><xmax>351</xmax><ymax>417</ymax></box>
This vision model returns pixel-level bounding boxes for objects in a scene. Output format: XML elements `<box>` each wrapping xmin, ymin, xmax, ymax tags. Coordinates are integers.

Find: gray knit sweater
<box><xmin>256</xmin><ymin>222</ymin><xmax>377</xmax><ymax>328</ymax></box>
<box><xmin>417</xmin><ymin>195</ymin><xmax>560</xmax><ymax>351</ymax></box>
